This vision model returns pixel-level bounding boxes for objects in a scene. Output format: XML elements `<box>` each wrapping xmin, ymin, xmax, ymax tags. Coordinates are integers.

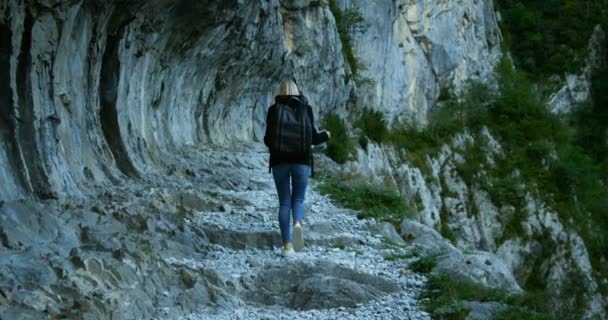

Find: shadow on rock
<box><xmin>241</xmin><ymin>260</ymin><xmax>399</xmax><ymax>310</ymax></box>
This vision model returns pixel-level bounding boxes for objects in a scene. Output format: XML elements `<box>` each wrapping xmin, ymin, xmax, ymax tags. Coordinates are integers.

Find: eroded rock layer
<box><xmin>0</xmin><ymin>0</ymin><xmax>502</xmax><ymax>202</ymax></box>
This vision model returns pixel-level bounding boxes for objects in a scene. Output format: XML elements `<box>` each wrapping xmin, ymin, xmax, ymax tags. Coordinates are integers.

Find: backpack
<box><xmin>268</xmin><ymin>102</ymin><xmax>312</xmax><ymax>154</ymax></box>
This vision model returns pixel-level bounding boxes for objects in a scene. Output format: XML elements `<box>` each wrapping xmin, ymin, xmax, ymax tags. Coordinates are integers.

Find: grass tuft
<box><xmin>409</xmin><ymin>256</ymin><xmax>437</xmax><ymax>274</ymax></box>
<box><xmin>420</xmin><ymin>273</ymin><xmax>554</xmax><ymax>320</ymax></box>
<box><xmin>318</xmin><ymin>174</ymin><xmax>415</xmax><ymax>225</ymax></box>
<box><xmin>355</xmin><ymin>107</ymin><xmax>388</xmax><ymax>144</ymax></box>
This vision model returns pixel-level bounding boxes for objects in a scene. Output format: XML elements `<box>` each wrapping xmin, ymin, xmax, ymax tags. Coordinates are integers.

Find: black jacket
<box><xmin>264</xmin><ymin>95</ymin><xmax>329</xmax><ymax>169</ymax></box>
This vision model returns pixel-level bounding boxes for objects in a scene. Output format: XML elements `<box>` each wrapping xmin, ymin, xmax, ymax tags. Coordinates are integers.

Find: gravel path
<box><xmin>159</xmin><ymin>144</ymin><xmax>433</xmax><ymax>320</ymax></box>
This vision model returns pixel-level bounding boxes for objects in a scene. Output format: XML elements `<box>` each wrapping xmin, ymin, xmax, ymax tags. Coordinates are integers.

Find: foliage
<box><xmin>490</xmin><ymin>59</ymin><xmax>567</xmax><ymax>148</ymax></box>
<box><xmin>496</xmin><ymin>0</ymin><xmax>606</xmax><ymax>78</ymax></box>
<box><xmin>439</xmin><ymin>206</ymin><xmax>457</xmax><ymax>244</ymax></box>
<box><xmin>385</xmin><ymin>56</ymin><xmax>608</xmax><ymax>306</ymax></box>
<box><xmin>322</xmin><ymin>112</ymin><xmax>356</xmax><ymax>164</ymax></box>
<box><xmin>385</xmin><ymin>251</ymin><xmax>419</xmax><ymax>261</ymax></box>
<box><xmin>437</xmin><ymin>308</ymin><xmax>471</xmax><ymax>320</ymax></box>
<box><xmin>574</xmin><ymin>41</ymin><xmax>608</xmax><ymax>184</ymax></box>
<box><xmin>328</xmin><ymin>0</ymin><xmax>367</xmax><ymax>82</ymax></box>
<box><xmin>491</xmin><ymin>60</ymin><xmax>608</xmax><ymax>289</ymax></box>
<box><xmin>428</xmin><ymin>60</ymin><xmax>608</xmax><ymax>278</ymax></box>
<box><xmin>358</xmin><ymin>135</ymin><xmax>369</xmax><ymax>151</ymax></box>
<box><xmin>355</xmin><ymin>107</ymin><xmax>388</xmax><ymax>143</ymax></box>
<box><xmin>387</xmin><ymin>125</ymin><xmax>439</xmax><ymax>157</ymax></box>
<box><xmin>386</xmin><ymin>81</ymin><xmax>491</xmax><ymax>154</ymax></box>
<box><xmin>317</xmin><ymin>174</ymin><xmax>414</xmax><ymax>225</ymax></box>
<box><xmin>322</xmin><ymin>2</ymin><xmax>608</xmax><ymax>305</ymax></box>
<box><xmin>492</xmin><ymin>307</ymin><xmax>552</xmax><ymax>320</ymax></box>
<box><xmin>384</xmin><ymin>253</ymin><xmax>408</xmax><ymax>261</ymax></box>
<box><xmin>420</xmin><ymin>274</ymin><xmax>554</xmax><ymax>320</ymax></box>
<box><xmin>409</xmin><ymin>256</ymin><xmax>437</xmax><ymax>274</ymax></box>
<box><xmin>438</xmin><ymin>83</ymin><xmax>456</xmax><ymax>102</ymax></box>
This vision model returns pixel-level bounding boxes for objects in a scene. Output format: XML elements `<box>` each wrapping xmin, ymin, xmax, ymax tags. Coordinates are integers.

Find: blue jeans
<box><xmin>272</xmin><ymin>163</ymin><xmax>310</xmax><ymax>245</ymax></box>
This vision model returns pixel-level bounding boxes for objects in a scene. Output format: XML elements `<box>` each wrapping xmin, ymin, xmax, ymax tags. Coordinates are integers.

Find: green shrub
<box><xmin>420</xmin><ymin>273</ymin><xmax>555</xmax><ymax>320</ymax></box>
<box><xmin>496</xmin><ymin>0</ymin><xmax>604</xmax><ymax>78</ymax></box>
<box><xmin>492</xmin><ymin>307</ymin><xmax>551</xmax><ymax>320</ymax></box>
<box><xmin>384</xmin><ymin>253</ymin><xmax>411</xmax><ymax>261</ymax></box>
<box><xmin>456</xmin><ymin>81</ymin><xmax>493</xmax><ymax>131</ymax></box>
<box><xmin>322</xmin><ymin>112</ymin><xmax>356</xmax><ymax>164</ymax></box>
<box><xmin>492</xmin><ymin>61</ymin><xmax>607</xmax><ymax>286</ymax></box>
<box><xmin>421</xmin><ymin>274</ymin><xmax>508</xmax><ymax>311</ymax></box>
<box><xmin>355</xmin><ymin>107</ymin><xmax>388</xmax><ymax>143</ymax></box>
<box><xmin>387</xmin><ymin>126</ymin><xmax>438</xmax><ymax>152</ymax></box>
<box><xmin>358</xmin><ymin>135</ymin><xmax>369</xmax><ymax>151</ymax></box>
<box><xmin>482</xmin><ymin>163</ymin><xmax>525</xmax><ymax>210</ymax></box>
<box><xmin>575</xmin><ymin>45</ymin><xmax>608</xmax><ymax>186</ymax></box>
<box><xmin>409</xmin><ymin>256</ymin><xmax>437</xmax><ymax>274</ymax></box>
<box><xmin>496</xmin><ymin>207</ymin><xmax>528</xmax><ymax>244</ymax></box>
<box><xmin>317</xmin><ymin>174</ymin><xmax>415</xmax><ymax>224</ymax></box>
<box><xmin>386</xmin><ymin>81</ymin><xmax>493</xmax><ymax>156</ymax></box>
<box><xmin>439</xmin><ymin>207</ymin><xmax>457</xmax><ymax>243</ymax></box>
<box><xmin>525</xmin><ymin>140</ymin><xmax>553</xmax><ymax>163</ymax></box>
<box><xmin>441</xmin><ymin>308</ymin><xmax>472</xmax><ymax>320</ymax></box>
<box><xmin>438</xmin><ymin>83</ymin><xmax>456</xmax><ymax>102</ymax></box>
<box><xmin>454</xmin><ymin>140</ymin><xmax>487</xmax><ymax>186</ymax></box>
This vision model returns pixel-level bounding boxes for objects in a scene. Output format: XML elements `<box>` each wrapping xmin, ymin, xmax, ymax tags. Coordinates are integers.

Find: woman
<box><xmin>264</xmin><ymin>79</ymin><xmax>331</xmax><ymax>256</ymax></box>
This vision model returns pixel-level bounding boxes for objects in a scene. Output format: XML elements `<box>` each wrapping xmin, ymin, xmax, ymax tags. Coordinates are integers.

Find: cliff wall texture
<box><xmin>1</xmin><ymin>0</ymin><xmax>604</xmax><ymax>319</ymax></box>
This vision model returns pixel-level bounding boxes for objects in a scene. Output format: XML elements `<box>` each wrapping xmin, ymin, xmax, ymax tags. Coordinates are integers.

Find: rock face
<box><xmin>0</xmin><ymin>0</ymin><xmax>350</xmax><ymax>203</ymax></box>
<box><xmin>0</xmin><ymin>0</ymin><xmax>503</xmax><ymax>201</ymax></box>
<box><xmin>243</xmin><ymin>260</ymin><xmax>399</xmax><ymax>310</ymax></box>
<box><xmin>400</xmin><ymin>218</ymin><xmax>522</xmax><ymax>293</ymax></box>
<box><xmin>2</xmin><ymin>0</ymin><xmax>602</xmax><ymax>319</ymax></box>
<box><xmin>338</xmin><ymin>0</ymin><xmax>502</xmax><ymax>126</ymax></box>
<box><xmin>352</xmin><ymin>133</ymin><xmax>607</xmax><ymax>318</ymax></box>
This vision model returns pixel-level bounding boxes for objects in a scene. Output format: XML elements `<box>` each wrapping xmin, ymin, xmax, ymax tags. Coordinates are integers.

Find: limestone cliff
<box><xmin>0</xmin><ymin>0</ymin><xmax>503</xmax><ymax>202</ymax></box>
<box><xmin>338</xmin><ymin>0</ymin><xmax>502</xmax><ymax>126</ymax></box>
<box><xmin>0</xmin><ymin>0</ymin><xmax>349</xmax><ymax>203</ymax></box>
<box><xmin>1</xmin><ymin>0</ymin><xmax>603</xmax><ymax>319</ymax></box>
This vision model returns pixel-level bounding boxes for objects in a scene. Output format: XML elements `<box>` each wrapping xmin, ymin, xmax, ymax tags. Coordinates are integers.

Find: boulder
<box><xmin>400</xmin><ymin>219</ymin><xmax>458</xmax><ymax>255</ymax></box>
<box><xmin>369</xmin><ymin>221</ymin><xmax>406</xmax><ymax>246</ymax></box>
<box><xmin>434</xmin><ymin>251</ymin><xmax>522</xmax><ymax>293</ymax></box>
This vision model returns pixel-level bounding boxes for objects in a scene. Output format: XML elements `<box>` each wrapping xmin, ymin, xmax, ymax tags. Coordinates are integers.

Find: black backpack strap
<box><xmin>301</xmin><ymin>102</ymin><xmax>313</xmax><ymax>178</ymax></box>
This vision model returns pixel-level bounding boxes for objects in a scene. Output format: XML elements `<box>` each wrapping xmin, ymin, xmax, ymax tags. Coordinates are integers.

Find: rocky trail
<box><xmin>0</xmin><ymin>144</ymin><xmax>431</xmax><ymax>320</ymax></box>
<box><xmin>174</xmin><ymin>145</ymin><xmax>430</xmax><ymax>320</ymax></box>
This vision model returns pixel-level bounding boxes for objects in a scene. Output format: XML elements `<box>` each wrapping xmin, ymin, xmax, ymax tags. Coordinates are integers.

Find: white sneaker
<box><xmin>283</xmin><ymin>247</ymin><xmax>296</xmax><ymax>258</ymax></box>
<box><xmin>293</xmin><ymin>223</ymin><xmax>304</xmax><ymax>252</ymax></box>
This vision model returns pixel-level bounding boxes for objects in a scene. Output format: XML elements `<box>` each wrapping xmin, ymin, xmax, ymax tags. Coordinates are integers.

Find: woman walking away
<box><xmin>264</xmin><ymin>79</ymin><xmax>331</xmax><ymax>257</ymax></box>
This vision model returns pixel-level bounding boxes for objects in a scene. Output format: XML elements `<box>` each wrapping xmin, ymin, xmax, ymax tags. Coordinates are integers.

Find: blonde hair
<box><xmin>275</xmin><ymin>79</ymin><xmax>300</xmax><ymax>96</ymax></box>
